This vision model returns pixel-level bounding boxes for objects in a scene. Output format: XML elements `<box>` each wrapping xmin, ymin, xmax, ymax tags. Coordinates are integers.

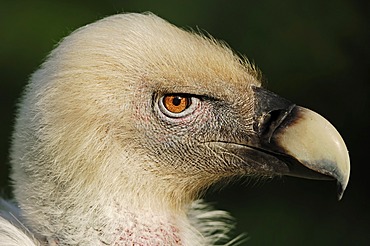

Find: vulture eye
<box><xmin>158</xmin><ymin>94</ymin><xmax>199</xmax><ymax>118</ymax></box>
<box><xmin>163</xmin><ymin>95</ymin><xmax>190</xmax><ymax>113</ymax></box>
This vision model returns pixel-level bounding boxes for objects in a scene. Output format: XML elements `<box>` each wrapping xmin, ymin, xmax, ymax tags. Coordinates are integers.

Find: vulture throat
<box><xmin>0</xmin><ymin>13</ymin><xmax>350</xmax><ymax>245</ymax></box>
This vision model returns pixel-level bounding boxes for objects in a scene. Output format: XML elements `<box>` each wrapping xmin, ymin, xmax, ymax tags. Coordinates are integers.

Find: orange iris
<box><xmin>163</xmin><ymin>95</ymin><xmax>190</xmax><ymax>113</ymax></box>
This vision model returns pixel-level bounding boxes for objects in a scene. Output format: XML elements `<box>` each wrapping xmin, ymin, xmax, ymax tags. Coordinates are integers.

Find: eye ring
<box><xmin>158</xmin><ymin>94</ymin><xmax>200</xmax><ymax>118</ymax></box>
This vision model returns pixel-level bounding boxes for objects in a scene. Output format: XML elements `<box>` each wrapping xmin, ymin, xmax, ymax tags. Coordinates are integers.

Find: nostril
<box><xmin>259</xmin><ymin>110</ymin><xmax>284</xmax><ymax>135</ymax></box>
<box><xmin>251</xmin><ymin>86</ymin><xmax>296</xmax><ymax>143</ymax></box>
<box><xmin>256</xmin><ymin>106</ymin><xmax>295</xmax><ymax>143</ymax></box>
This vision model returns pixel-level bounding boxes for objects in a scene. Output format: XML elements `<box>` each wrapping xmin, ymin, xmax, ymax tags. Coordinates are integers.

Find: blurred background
<box><xmin>0</xmin><ymin>0</ymin><xmax>369</xmax><ymax>245</ymax></box>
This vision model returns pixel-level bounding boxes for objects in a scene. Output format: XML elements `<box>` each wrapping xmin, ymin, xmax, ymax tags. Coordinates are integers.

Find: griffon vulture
<box><xmin>0</xmin><ymin>13</ymin><xmax>350</xmax><ymax>245</ymax></box>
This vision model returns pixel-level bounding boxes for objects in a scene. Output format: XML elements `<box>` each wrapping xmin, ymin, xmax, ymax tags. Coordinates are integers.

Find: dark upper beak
<box><xmin>250</xmin><ymin>86</ymin><xmax>350</xmax><ymax>200</ymax></box>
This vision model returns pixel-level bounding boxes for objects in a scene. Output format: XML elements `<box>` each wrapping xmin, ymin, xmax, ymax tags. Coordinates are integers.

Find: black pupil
<box><xmin>172</xmin><ymin>96</ymin><xmax>182</xmax><ymax>106</ymax></box>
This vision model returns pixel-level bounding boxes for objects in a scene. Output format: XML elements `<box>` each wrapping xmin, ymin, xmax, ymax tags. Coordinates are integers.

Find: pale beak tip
<box><xmin>337</xmin><ymin>164</ymin><xmax>350</xmax><ymax>201</ymax></box>
<box><xmin>337</xmin><ymin>183</ymin><xmax>344</xmax><ymax>201</ymax></box>
<box><xmin>273</xmin><ymin>106</ymin><xmax>350</xmax><ymax>200</ymax></box>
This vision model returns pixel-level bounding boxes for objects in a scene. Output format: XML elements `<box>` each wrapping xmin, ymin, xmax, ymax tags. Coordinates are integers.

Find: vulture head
<box><xmin>2</xmin><ymin>13</ymin><xmax>349</xmax><ymax>245</ymax></box>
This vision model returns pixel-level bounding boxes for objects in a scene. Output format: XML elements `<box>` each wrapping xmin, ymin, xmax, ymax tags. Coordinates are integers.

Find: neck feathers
<box><xmin>1</xmin><ymin>199</ymin><xmax>242</xmax><ymax>245</ymax></box>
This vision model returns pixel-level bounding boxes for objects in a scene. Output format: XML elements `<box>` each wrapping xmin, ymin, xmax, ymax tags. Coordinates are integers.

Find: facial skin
<box><xmin>4</xmin><ymin>13</ymin><xmax>349</xmax><ymax>245</ymax></box>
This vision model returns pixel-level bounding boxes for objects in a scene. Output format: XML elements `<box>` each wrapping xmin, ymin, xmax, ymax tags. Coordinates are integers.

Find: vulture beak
<box><xmin>248</xmin><ymin>86</ymin><xmax>350</xmax><ymax>199</ymax></box>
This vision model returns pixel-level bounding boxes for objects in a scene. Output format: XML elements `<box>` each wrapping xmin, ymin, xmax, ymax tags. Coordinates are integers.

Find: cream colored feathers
<box><xmin>0</xmin><ymin>12</ymin><xmax>350</xmax><ymax>246</ymax></box>
<box><xmin>3</xmin><ymin>13</ymin><xmax>252</xmax><ymax>245</ymax></box>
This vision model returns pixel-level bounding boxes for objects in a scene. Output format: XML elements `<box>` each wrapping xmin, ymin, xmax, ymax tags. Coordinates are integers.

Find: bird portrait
<box><xmin>0</xmin><ymin>13</ymin><xmax>350</xmax><ymax>245</ymax></box>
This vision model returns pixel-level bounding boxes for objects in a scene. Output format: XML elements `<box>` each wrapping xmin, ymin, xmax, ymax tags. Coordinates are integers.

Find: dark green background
<box><xmin>1</xmin><ymin>0</ymin><xmax>369</xmax><ymax>245</ymax></box>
